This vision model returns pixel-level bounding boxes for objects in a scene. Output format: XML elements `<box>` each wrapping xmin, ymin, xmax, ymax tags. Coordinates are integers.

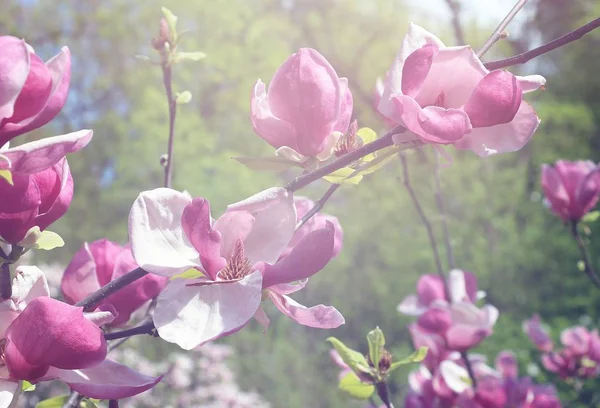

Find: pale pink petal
<box><xmin>523</xmin><ymin>314</ymin><xmax>553</xmax><ymax>352</ymax></box>
<box><xmin>260</xmin><ymin>222</ymin><xmax>334</xmax><ymax>288</ymax></box>
<box><xmin>250</xmin><ymin>80</ymin><xmax>299</xmax><ymax>151</ymax></box>
<box><xmin>464</xmin><ymin>70</ymin><xmax>522</xmax><ymax>128</ymax></box>
<box><xmin>0</xmin><ymin>47</ymin><xmax>71</xmax><ymax>141</ymax></box>
<box><xmin>446</xmin><ymin>324</ymin><xmax>492</xmax><ymax>351</ymax></box>
<box><xmin>11</xmin><ymin>265</ymin><xmax>50</xmax><ymax>306</ymax></box>
<box><xmin>50</xmin><ymin>360</ymin><xmax>162</xmax><ymax>399</ymax></box>
<box><xmin>0</xmin><ymin>379</ymin><xmax>18</xmax><ymax>408</ymax></box>
<box><xmin>268</xmin><ymin>48</ymin><xmax>342</xmax><ymax>156</ymax></box>
<box><xmin>397</xmin><ymin>295</ymin><xmax>427</xmax><ymax>316</ymax></box>
<box><xmin>517</xmin><ymin>75</ymin><xmax>546</xmax><ymax>93</ymax></box>
<box><xmin>84</xmin><ymin>307</ymin><xmax>117</xmax><ymax>326</ymax></box>
<box><xmin>268</xmin><ymin>279</ymin><xmax>308</xmax><ymax>295</ymax></box>
<box><xmin>181</xmin><ymin>198</ymin><xmax>227</xmax><ymax>280</ymax></box>
<box><xmin>253</xmin><ymin>306</ymin><xmax>270</xmax><ymax>333</ymax></box>
<box><xmin>453</xmin><ymin>101</ymin><xmax>540</xmax><ymax>157</ymax></box>
<box><xmin>332</xmin><ymin>78</ymin><xmax>353</xmax><ymax>133</ymax></box>
<box><xmin>560</xmin><ymin>326</ymin><xmax>590</xmax><ymax>356</ymax></box>
<box><xmin>269</xmin><ymin>291</ymin><xmax>344</xmax><ymax>328</ymax></box>
<box><xmin>4</xmin><ymin>130</ymin><xmax>93</xmax><ymax>175</ymax></box>
<box><xmin>314</xmin><ymin>130</ymin><xmax>342</xmax><ymax>161</ymax></box>
<box><xmin>213</xmin><ymin>210</ymin><xmax>255</xmax><ymax>260</ymax></box>
<box><xmin>329</xmin><ymin>349</ymin><xmax>349</xmax><ymax>369</ymax></box>
<box><xmin>401</xmin><ymin>44</ymin><xmax>439</xmax><ymax>98</ymax></box>
<box><xmin>392</xmin><ymin>96</ymin><xmax>471</xmax><ymax>144</ymax></box>
<box><xmin>227</xmin><ymin>187</ymin><xmax>296</xmax><ymax>265</ymax></box>
<box><xmin>448</xmin><ymin>269</ymin><xmax>468</xmax><ymax>303</ymax></box>
<box><xmin>153</xmin><ymin>271</ymin><xmax>263</xmax><ymax>350</ymax></box>
<box><xmin>129</xmin><ymin>188</ymin><xmax>200</xmax><ymax>277</ymax></box>
<box><xmin>0</xmin><ymin>37</ymin><xmax>30</xmax><ymax>122</ymax></box>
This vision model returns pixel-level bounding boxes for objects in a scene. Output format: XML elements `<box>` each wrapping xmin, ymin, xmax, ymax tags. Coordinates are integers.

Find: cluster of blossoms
<box><xmin>524</xmin><ymin>315</ymin><xmax>600</xmax><ymax>380</ymax></box>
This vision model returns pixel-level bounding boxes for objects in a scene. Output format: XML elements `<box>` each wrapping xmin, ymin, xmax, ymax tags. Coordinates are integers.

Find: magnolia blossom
<box><xmin>0</xmin><ymin>266</ymin><xmax>161</xmax><ymax>406</ymax></box>
<box><xmin>378</xmin><ymin>23</ymin><xmax>545</xmax><ymax>157</ymax></box>
<box><xmin>541</xmin><ymin>160</ymin><xmax>600</xmax><ymax>222</ymax></box>
<box><xmin>523</xmin><ymin>314</ymin><xmax>553</xmax><ymax>352</ymax></box>
<box><xmin>0</xmin><ymin>157</ymin><xmax>72</xmax><ymax>245</ymax></box>
<box><xmin>129</xmin><ymin>187</ymin><xmax>343</xmax><ymax>350</ymax></box>
<box><xmin>61</xmin><ymin>239</ymin><xmax>168</xmax><ymax>326</ymax></box>
<box><xmin>0</xmin><ymin>37</ymin><xmax>70</xmax><ymax>146</ymax></box>
<box><xmin>251</xmin><ymin>48</ymin><xmax>353</xmax><ymax>163</ymax></box>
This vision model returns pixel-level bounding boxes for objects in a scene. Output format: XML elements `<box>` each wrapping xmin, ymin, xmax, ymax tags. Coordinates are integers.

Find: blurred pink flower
<box><xmin>61</xmin><ymin>239</ymin><xmax>168</xmax><ymax>326</ymax></box>
<box><xmin>541</xmin><ymin>160</ymin><xmax>600</xmax><ymax>222</ymax></box>
<box><xmin>251</xmin><ymin>48</ymin><xmax>353</xmax><ymax>161</ymax></box>
<box><xmin>378</xmin><ymin>23</ymin><xmax>545</xmax><ymax>157</ymax></box>
<box><xmin>0</xmin><ymin>36</ymin><xmax>70</xmax><ymax>146</ymax></box>
<box><xmin>523</xmin><ymin>314</ymin><xmax>554</xmax><ymax>352</ymax></box>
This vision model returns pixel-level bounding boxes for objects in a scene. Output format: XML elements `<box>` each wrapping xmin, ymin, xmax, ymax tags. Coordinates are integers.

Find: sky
<box><xmin>409</xmin><ymin>0</ymin><xmax>530</xmax><ymax>26</ymax></box>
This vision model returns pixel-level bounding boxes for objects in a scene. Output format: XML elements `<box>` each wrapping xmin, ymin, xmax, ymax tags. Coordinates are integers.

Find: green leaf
<box><xmin>0</xmin><ymin>169</ymin><xmax>13</xmax><ymax>186</ymax></box>
<box><xmin>357</xmin><ymin>127</ymin><xmax>377</xmax><ymax>161</ymax></box>
<box><xmin>171</xmin><ymin>268</ymin><xmax>203</xmax><ymax>280</ymax></box>
<box><xmin>326</xmin><ymin>337</ymin><xmax>370</xmax><ymax>374</ymax></box>
<box><xmin>338</xmin><ymin>372</ymin><xmax>375</xmax><ymax>400</ymax></box>
<box><xmin>582</xmin><ymin>210</ymin><xmax>600</xmax><ymax>223</ymax></box>
<box><xmin>35</xmin><ymin>395</ymin><xmax>69</xmax><ymax>408</ymax></box>
<box><xmin>21</xmin><ymin>380</ymin><xmax>35</xmax><ymax>392</ymax></box>
<box><xmin>233</xmin><ymin>156</ymin><xmax>301</xmax><ymax>172</ymax></box>
<box><xmin>173</xmin><ymin>51</ymin><xmax>207</xmax><ymax>63</ymax></box>
<box><xmin>323</xmin><ymin>167</ymin><xmax>362</xmax><ymax>185</ymax></box>
<box><xmin>32</xmin><ymin>230</ymin><xmax>65</xmax><ymax>251</ymax></box>
<box><xmin>175</xmin><ymin>90</ymin><xmax>192</xmax><ymax>104</ymax></box>
<box><xmin>388</xmin><ymin>347</ymin><xmax>428</xmax><ymax>374</ymax></box>
<box><xmin>161</xmin><ymin>7</ymin><xmax>178</xmax><ymax>43</ymax></box>
<box><xmin>367</xmin><ymin>327</ymin><xmax>385</xmax><ymax>368</ymax></box>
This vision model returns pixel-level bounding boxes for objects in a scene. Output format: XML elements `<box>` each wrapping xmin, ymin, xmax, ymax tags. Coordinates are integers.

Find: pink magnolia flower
<box><xmin>0</xmin><ymin>157</ymin><xmax>73</xmax><ymax>245</ymax></box>
<box><xmin>0</xmin><ymin>266</ymin><xmax>161</xmax><ymax>406</ymax></box>
<box><xmin>398</xmin><ymin>269</ymin><xmax>482</xmax><ymax>316</ymax></box>
<box><xmin>251</xmin><ymin>48</ymin><xmax>353</xmax><ymax>162</ymax></box>
<box><xmin>129</xmin><ymin>187</ymin><xmax>343</xmax><ymax>350</ymax></box>
<box><xmin>523</xmin><ymin>314</ymin><xmax>554</xmax><ymax>352</ymax></box>
<box><xmin>540</xmin><ymin>326</ymin><xmax>600</xmax><ymax>379</ymax></box>
<box><xmin>61</xmin><ymin>239</ymin><xmax>168</xmax><ymax>326</ymax></box>
<box><xmin>541</xmin><ymin>160</ymin><xmax>600</xmax><ymax>222</ymax></box>
<box><xmin>373</xmin><ymin>76</ymin><xmax>397</xmax><ymax>129</ymax></box>
<box><xmin>281</xmin><ymin>196</ymin><xmax>343</xmax><ymax>259</ymax></box>
<box><xmin>0</xmin><ymin>36</ymin><xmax>71</xmax><ymax>146</ymax></box>
<box><xmin>378</xmin><ymin>23</ymin><xmax>545</xmax><ymax>157</ymax></box>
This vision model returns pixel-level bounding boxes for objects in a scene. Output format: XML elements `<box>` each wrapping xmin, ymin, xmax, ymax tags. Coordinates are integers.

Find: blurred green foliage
<box><xmin>2</xmin><ymin>0</ymin><xmax>600</xmax><ymax>406</ymax></box>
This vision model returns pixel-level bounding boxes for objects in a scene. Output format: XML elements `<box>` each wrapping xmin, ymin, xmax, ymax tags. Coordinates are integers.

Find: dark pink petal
<box><xmin>0</xmin><ymin>171</ymin><xmax>40</xmax><ymax>243</ymax></box>
<box><xmin>268</xmin><ymin>279</ymin><xmax>308</xmax><ymax>295</ymax></box>
<box><xmin>417</xmin><ymin>306</ymin><xmax>452</xmax><ymax>334</ymax></box>
<box><xmin>464</xmin><ymin>70</ymin><xmax>522</xmax><ymax>128</ymax></box>
<box><xmin>50</xmin><ymin>359</ymin><xmax>162</xmax><ymax>399</ymax></box>
<box><xmin>445</xmin><ymin>323</ymin><xmax>491</xmax><ymax>352</ymax></box>
<box><xmin>4</xmin><ymin>129</ymin><xmax>93</xmax><ymax>175</ymax></box>
<box><xmin>0</xmin><ymin>37</ymin><xmax>30</xmax><ymax>124</ymax></box>
<box><xmin>260</xmin><ymin>222</ymin><xmax>334</xmax><ymax>288</ymax></box>
<box><xmin>417</xmin><ymin>274</ymin><xmax>447</xmax><ymax>306</ymax></box>
<box><xmin>181</xmin><ymin>197</ymin><xmax>226</xmax><ymax>280</ymax></box>
<box><xmin>392</xmin><ymin>95</ymin><xmax>471</xmax><ymax>144</ymax></box>
<box><xmin>495</xmin><ymin>350</ymin><xmax>518</xmax><ymax>379</ymax></box>
<box><xmin>268</xmin><ymin>48</ymin><xmax>342</xmax><ymax>156</ymax></box>
<box><xmin>0</xmin><ymin>47</ymin><xmax>71</xmax><ymax>143</ymax></box>
<box><xmin>523</xmin><ymin>314</ymin><xmax>553</xmax><ymax>352</ymax></box>
<box><xmin>5</xmin><ymin>297</ymin><xmax>106</xmax><ymax>381</ymax></box>
<box><xmin>574</xmin><ymin>167</ymin><xmax>600</xmax><ymax>219</ymax></box>
<box><xmin>462</xmin><ymin>271</ymin><xmax>479</xmax><ymax>303</ymax></box>
<box><xmin>269</xmin><ymin>291</ymin><xmax>344</xmax><ymax>328</ymax></box>
<box><xmin>61</xmin><ymin>243</ymin><xmax>101</xmax><ymax>304</ymax></box>
<box><xmin>475</xmin><ymin>376</ymin><xmax>507</xmax><ymax>408</ymax></box>
<box><xmin>32</xmin><ymin>157</ymin><xmax>73</xmax><ymax>232</ymax></box>
<box><xmin>541</xmin><ymin>164</ymin><xmax>570</xmax><ymax>221</ymax></box>
<box><xmin>401</xmin><ymin>44</ymin><xmax>438</xmax><ymax>98</ymax></box>
<box><xmin>87</xmin><ymin>239</ymin><xmax>123</xmax><ymax>286</ymax></box>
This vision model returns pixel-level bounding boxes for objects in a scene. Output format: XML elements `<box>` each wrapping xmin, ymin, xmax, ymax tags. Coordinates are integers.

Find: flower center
<box><xmin>218</xmin><ymin>239</ymin><xmax>252</xmax><ymax>281</ymax></box>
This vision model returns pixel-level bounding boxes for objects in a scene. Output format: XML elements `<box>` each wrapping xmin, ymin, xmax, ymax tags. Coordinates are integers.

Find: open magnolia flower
<box><xmin>129</xmin><ymin>187</ymin><xmax>343</xmax><ymax>350</ymax></box>
<box><xmin>378</xmin><ymin>23</ymin><xmax>545</xmax><ymax>157</ymax></box>
<box><xmin>0</xmin><ymin>266</ymin><xmax>161</xmax><ymax>407</ymax></box>
<box><xmin>0</xmin><ymin>36</ymin><xmax>71</xmax><ymax>147</ymax></box>
<box><xmin>251</xmin><ymin>48</ymin><xmax>353</xmax><ymax>164</ymax></box>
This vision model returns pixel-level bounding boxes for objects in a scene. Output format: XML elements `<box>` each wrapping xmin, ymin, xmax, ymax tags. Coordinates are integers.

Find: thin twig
<box><xmin>485</xmin><ymin>17</ymin><xmax>600</xmax><ymax>70</ymax></box>
<box><xmin>444</xmin><ymin>0</ymin><xmax>465</xmax><ymax>45</ymax></box>
<box><xmin>399</xmin><ymin>154</ymin><xmax>445</xmax><ymax>279</ymax></box>
<box><xmin>75</xmin><ymin>267</ymin><xmax>148</xmax><ymax>312</ymax></box>
<box><xmin>296</xmin><ymin>184</ymin><xmax>341</xmax><ymax>230</ymax></box>
<box><xmin>570</xmin><ymin>221</ymin><xmax>600</xmax><ymax>290</ymax></box>
<box><xmin>461</xmin><ymin>351</ymin><xmax>478</xmax><ymax>389</ymax></box>
<box><xmin>0</xmin><ymin>264</ymin><xmax>11</xmax><ymax>300</ymax></box>
<box><xmin>62</xmin><ymin>392</ymin><xmax>83</xmax><ymax>408</ymax></box>
<box><xmin>433</xmin><ymin>152</ymin><xmax>455</xmax><ymax>269</ymax></box>
<box><xmin>376</xmin><ymin>382</ymin><xmax>395</xmax><ymax>408</ymax></box>
<box><xmin>162</xmin><ymin>64</ymin><xmax>177</xmax><ymax>188</ymax></box>
<box><xmin>285</xmin><ymin>125</ymin><xmax>417</xmax><ymax>193</ymax></box>
<box><xmin>477</xmin><ymin>0</ymin><xmax>529</xmax><ymax>57</ymax></box>
<box><xmin>104</xmin><ymin>321</ymin><xmax>156</xmax><ymax>341</ymax></box>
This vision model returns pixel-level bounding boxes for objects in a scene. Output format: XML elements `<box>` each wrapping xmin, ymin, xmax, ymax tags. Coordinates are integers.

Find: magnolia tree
<box><xmin>0</xmin><ymin>2</ymin><xmax>599</xmax><ymax>407</ymax></box>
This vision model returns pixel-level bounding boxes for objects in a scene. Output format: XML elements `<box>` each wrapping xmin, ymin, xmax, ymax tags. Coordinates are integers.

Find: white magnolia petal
<box><xmin>439</xmin><ymin>360</ymin><xmax>471</xmax><ymax>393</ymax></box>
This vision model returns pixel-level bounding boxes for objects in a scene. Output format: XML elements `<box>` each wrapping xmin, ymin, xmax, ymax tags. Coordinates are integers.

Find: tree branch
<box><xmin>162</xmin><ymin>64</ymin><xmax>177</xmax><ymax>188</ymax></box>
<box><xmin>570</xmin><ymin>221</ymin><xmax>600</xmax><ymax>290</ymax></box>
<box><xmin>75</xmin><ymin>267</ymin><xmax>148</xmax><ymax>312</ymax></box>
<box><xmin>477</xmin><ymin>0</ymin><xmax>529</xmax><ymax>57</ymax></box>
<box><xmin>296</xmin><ymin>184</ymin><xmax>340</xmax><ymax>230</ymax></box>
<box><xmin>104</xmin><ymin>321</ymin><xmax>156</xmax><ymax>341</ymax></box>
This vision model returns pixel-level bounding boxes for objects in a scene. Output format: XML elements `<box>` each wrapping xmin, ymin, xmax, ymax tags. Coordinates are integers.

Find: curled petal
<box><xmin>417</xmin><ymin>306</ymin><xmax>453</xmax><ymax>334</ymax></box>
<box><xmin>417</xmin><ymin>274</ymin><xmax>447</xmax><ymax>306</ymax></box>
<box><xmin>397</xmin><ymin>295</ymin><xmax>427</xmax><ymax>316</ymax></box>
<box><xmin>267</xmin><ymin>279</ymin><xmax>308</xmax><ymax>295</ymax></box>
<box><xmin>153</xmin><ymin>271</ymin><xmax>263</xmax><ymax>350</ymax></box>
<box><xmin>269</xmin><ymin>291</ymin><xmax>344</xmax><ymax>328</ymax></box>
<box><xmin>446</xmin><ymin>324</ymin><xmax>491</xmax><ymax>351</ymax></box>
<box><xmin>517</xmin><ymin>74</ymin><xmax>546</xmax><ymax>93</ymax></box>
<box><xmin>0</xmin><ymin>37</ymin><xmax>30</xmax><ymax>123</ymax></box>
<box><xmin>49</xmin><ymin>360</ymin><xmax>162</xmax><ymax>399</ymax></box>
<box><xmin>129</xmin><ymin>188</ymin><xmax>200</xmax><ymax>277</ymax></box>
<box><xmin>401</xmin><ymin>44</ymin><xmax>438</xmax><ymax>98</ymax></box>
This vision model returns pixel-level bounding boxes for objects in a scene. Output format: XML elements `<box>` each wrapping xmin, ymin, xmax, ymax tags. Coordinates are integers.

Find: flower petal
<box><xmin>517</xmin><ymin>74</ymin><xmax>546</xmax><ymax>93</ymax></box>
<box><xmin>0</xmin><ymin>380</ymin><xmax>18</xmax><ymax>408</ymax></box>
<box><xmin>453</xmin><ymin>101</ymin><xmax>540</xmax><ymax>157</ymax></box>
<box><xmin>401</xmin><ymin>44</ymin><xmax>438</xmax><ymax>98</ymax></box>
<box><xmin>268</xmin><ymin>291</ymin><xmax>344</xmax><ymax>328</ymax></box>
<box><xmin>0</xmin><ymin>37</ymin><xmax>30</xmax><ymax>123</ymax></box>
<box><xmin>50</xmin><ymin>359</ymin><xmax>162</xmax><ymax>399</ymax></box>
<box><xmin>397</xmin><ymin>295</ymin><xmax>427</xmax><ymax>316</ymax></box>
<box><xmin>129</xmin><ymin>188</ymin><xmax>200</xmax><ymax>277</ymax></box>
<box><xmin>4</xmin><ymin>130</ymin><xmax>93</xmax><ymax>175</ymax></box>
<box><xmin>213</xmin><ymin>210</ymin><xmax>255</xmax><ymax>261</ymax></box>
<box><xmin>260</xmin><ymin>222</ymin><xmax>334</xmax><ymax>288</ymax></box>
<box><xmin>332</xmin><ymin>77</ymin><xmax>353</xmax><ymax>133</ymax></box>
<box><xmin>153</xmin><ymin>271</ymin><xmax>263</xmax><ymax>350</ymax></box>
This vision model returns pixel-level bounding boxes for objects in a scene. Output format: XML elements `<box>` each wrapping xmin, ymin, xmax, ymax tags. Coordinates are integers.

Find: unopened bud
<box><xmin>378</xmin><ymin>349</ymin><xmax>393</xmax><ymax>374</ymax></box>
<box><xmin>151</xmin><ymin>17</ymin><xmax>171</xmax><ymax>51</ymax></box>
<box><xmin>160</xmin><ymin>154</ymin><xmax>169</xmax><ymax>167</ymax></box>
<box><xmin>334</xmin><ymin>120</ymin><xmax>362</xmax><ymax>157</ymax></box>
